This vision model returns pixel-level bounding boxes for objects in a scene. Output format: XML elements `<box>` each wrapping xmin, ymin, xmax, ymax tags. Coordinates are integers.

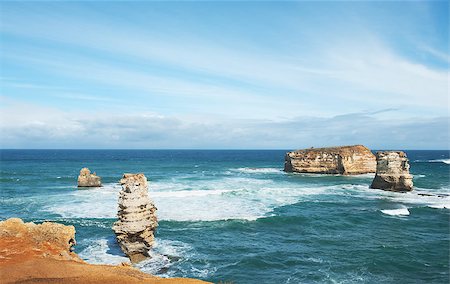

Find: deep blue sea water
<box><xmin>1</xmin><ymin>150</ymin><xmax>449</xmax><ymax>283</ymax></box>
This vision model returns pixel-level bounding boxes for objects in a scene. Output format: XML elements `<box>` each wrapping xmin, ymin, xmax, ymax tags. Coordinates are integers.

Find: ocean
<box><xmin>0</xmin><ymin>149</ymin><xmax>449</xmax><ymax>283</ymax></box>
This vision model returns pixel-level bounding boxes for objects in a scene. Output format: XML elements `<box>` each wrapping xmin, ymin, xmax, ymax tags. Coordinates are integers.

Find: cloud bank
<box><xmin>1</xmin><ymin>99</ymin><xmax>447</xmax><ymax>149</ymax></box>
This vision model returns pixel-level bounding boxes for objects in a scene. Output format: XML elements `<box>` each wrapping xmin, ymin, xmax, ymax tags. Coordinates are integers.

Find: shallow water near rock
<box><xmin>1</xmin><ymin>149</ymin><xmax>449</xmax><ymax>283</ymax></box>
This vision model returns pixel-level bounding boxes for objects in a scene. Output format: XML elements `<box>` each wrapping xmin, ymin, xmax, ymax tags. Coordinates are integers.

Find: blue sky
<box><xmin>0</xmin><ymin>1</ymin><xmax>448</xmax><ymax>149</ymax></box>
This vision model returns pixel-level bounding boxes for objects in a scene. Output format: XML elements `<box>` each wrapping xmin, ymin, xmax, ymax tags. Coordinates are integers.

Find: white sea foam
<box><xmin>413</xmin><ymin>174</ymin><xmax>426</xmax><ymax>178</ymax></box>
<box><xmin>78</xmin><ymin>237</ymin><xmax>192</xmax><ymax>277</ymax></box>
<box><xmin>152</xmin><ymin>189</ymin><xmax>232</xmax><ymax>198</ymax></box>
<box><xmin>230</xmin><ymin>167</ymin><xmax>283</xmax><ymax>174</ymax></box>
<box><xmin>415</xmin><ymin>159</ymin><xmax>450</xmax><ymax>164</ymax></box>
<box><xmin>381</xmin><ymin>208</ymin><xmax>410</xmax><ymax>216</ymax></box>
<box><xmin>429</xmin><ymin>159</ymin><xmax>450</xmax><ymax>164</ymax></box>
<box><xmin>44</xmin><ymin>174</ymin><xmax>450</xmax><ymax>221</ymax></box>
<box><xmin>45</xmin><ymin>178</ymin><xmax>329</xmax><ymax>221</ymax></box>
<box><xmin>347</xmin><ymin>173</ymin><xmax>376</xmax><ymax>178</ymax></box>
<box><xmin>78</xmin><ymin>238</ymin><xmax>129</xmax><ymax>265</ymax></box>
<box><xmin>137</xmin><ymin>239</ymin><xmax>193</xmax><ymax>277</ymax></box>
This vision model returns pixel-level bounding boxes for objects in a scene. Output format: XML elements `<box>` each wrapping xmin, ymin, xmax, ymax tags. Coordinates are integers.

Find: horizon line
<box><xmin>1</xmin><ymin>148</ymin><xmax>449</xmax><ymax>151</ymax></box>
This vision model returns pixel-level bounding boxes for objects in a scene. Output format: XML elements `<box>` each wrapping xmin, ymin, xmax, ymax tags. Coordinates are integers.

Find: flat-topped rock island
<box><xmin>284</xmin><ymin>145</ymin><xmax>376</xmax><ymax>175</ymax></box>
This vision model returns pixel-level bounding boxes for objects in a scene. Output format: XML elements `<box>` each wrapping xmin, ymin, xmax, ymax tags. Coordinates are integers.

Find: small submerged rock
<box><xmin>113</xmin><ymin>173</ymin><xmax>158</xmax><ymax>263</ymax></box>
<box><xmin>370</xmin><ymin>151</ymin><xmax>413</xmax><ymax>192</ymax></box>
<box><xmin>77</xmin><ymin>167</ymin><xmax>102</xmax><ymax>187</ymax></box>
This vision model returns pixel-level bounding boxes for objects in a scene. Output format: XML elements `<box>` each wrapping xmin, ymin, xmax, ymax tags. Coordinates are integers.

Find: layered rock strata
<box><xmin>370</xmin><ymin>151</ymin><xmax>413</xmax><ymax>192</ymax></box>
<box><xmin>0</xmin><ymin>218</ymin><xmax>208</xmax><ymax>284</ymax></box>
<box><xmin>77</xmin><ymin>167</ymin><xmax>102</xmax><ymax>187</ymax></box>
<box><xmin>113</xmin><ymin>173</ymin><xmax>158</xmax><ymax>263</ymax></box>
<box><xmin>284</xmin><ymin>145</ymin><xmax>376</xmax><ymax>175</ymax></box>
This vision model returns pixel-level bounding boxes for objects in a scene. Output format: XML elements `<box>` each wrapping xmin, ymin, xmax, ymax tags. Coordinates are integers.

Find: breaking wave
<box><xmin>44</xmin><ymin>176</ymin><xmax>450</xmax><ymax>222</ymax></box>
<box><xmin>381</xmin><ymin>208</ymin><xmax>410</xmax><ymax>216</ymax></box>
<box><xmin>78</xmin><ymin>237</ymin><xmax>197</xmax><ymax>277</ymax></box>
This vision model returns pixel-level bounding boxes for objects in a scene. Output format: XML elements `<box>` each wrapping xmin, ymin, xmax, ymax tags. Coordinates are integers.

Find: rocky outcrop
<box><xmin>0</xmin><ymin>218</ymin><xmax>79</xmax><ymax>263</ymax></box>
<box><xmin>113</xmin><ymin>173</ymin><xmax>158</xmax><ymax>263</ymax></box>
<box><xmin>284</xmin><ymin>145</ymin><xmax>376</xmax><ymax>175</ymax></box>
<box><xmin>77</xmin><ymin>167</ymin><xmax>102</xmax><ymax>187</ymax></box>
<box><xmin>370</xmin><ymin>151</ymin><xmax>413</xmax><ymax>192</ymax></box>
<box><xmin>0</xmin><ymin>218</ymin><xmax>208</xmax><ymax>284</ymax></box>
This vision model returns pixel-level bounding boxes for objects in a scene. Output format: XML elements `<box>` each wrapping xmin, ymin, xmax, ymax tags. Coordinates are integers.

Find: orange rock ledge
<box><xmin>0</xmin><ymin>218</ymin><xmax>209</xmax><ymax>284</ymax></box>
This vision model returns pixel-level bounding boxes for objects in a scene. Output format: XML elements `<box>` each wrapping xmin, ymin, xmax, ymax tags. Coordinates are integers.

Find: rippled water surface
<box><xmin>1</xmin><ymin>150</ymin><xmax>449</xmax><ymax>283</ymax></box>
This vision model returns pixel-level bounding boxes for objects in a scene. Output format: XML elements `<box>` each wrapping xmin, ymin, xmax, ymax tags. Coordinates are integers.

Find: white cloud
<box><xmin>1</xmin><ymin>99</ymin><xmax>447</xmax><ymax>149</ymax></box>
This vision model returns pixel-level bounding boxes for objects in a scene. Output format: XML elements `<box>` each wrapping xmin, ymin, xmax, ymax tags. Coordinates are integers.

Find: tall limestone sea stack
<box><xmin>77</xmin><ymin>167</ymin><xmax>102</xmax><ymax>187</ymax></box>
<box><xmin>113</xmin><ymin>173</ymin><xmax>158</xmax><ymax>263</ymax></box>
<box><xmin>370</xmin><ymin>151</ymin><xmax>413</xmax><ymax>192</ymax></box>
<box><xmin>284</xmin><ymin>145</ymin><xmax>376</xmax><ymax>175</ymax></box>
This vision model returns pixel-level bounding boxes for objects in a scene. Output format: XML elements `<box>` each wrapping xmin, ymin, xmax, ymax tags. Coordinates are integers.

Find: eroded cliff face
<box><xmin>284</xmin><ymin>145</ymin><xmax>376</xmax><ymax>175</ymax></box>
<box><xmin>0</xmin><ymin>218</ymin><xmax>79</xmax><ymax>264</ymax></box>
<box><xmin>370</xmin><ymin>151</ymin><xmax>413</xmax><ymax>192</ymax></box>
<box><xmin>77</xmin><ymin>167</ymin><xmax>102</xmax><ymax>187</ymax></box>
<box><xmin>0</xmin><ymin>218</ymin><xmax>208</xmax><ymax>284</ymax></box>
<box><xmin>113</xmin><ymin>173</ymin><xmax>158</xmax><ymax>263</ymax></box>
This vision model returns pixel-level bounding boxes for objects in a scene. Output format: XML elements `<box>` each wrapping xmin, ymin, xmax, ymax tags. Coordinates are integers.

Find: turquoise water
<box><xmin>1</xmin><ymin>150</ymin><xmax>449</xmax><ymax>283</ymax></box>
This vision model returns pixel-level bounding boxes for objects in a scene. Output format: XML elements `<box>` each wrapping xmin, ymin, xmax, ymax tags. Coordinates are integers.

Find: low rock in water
<box><xmin>77</xmin><ymin>167</ymin><xmax>102</xmax><ymax>187</ymax></box>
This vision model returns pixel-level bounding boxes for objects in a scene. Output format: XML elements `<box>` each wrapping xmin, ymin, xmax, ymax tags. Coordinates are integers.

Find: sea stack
<box><xmin>113</xmin><ymin>173</ymin><xmax>158</xmax><ymax>263</ymax></box>
<box><xmin>284</xmin><ymin>145</ymin><xmax>376</xmax><ymax>175</ymax></box>
<box><xmin>370</xmin><ymin>151</ymin><xmax>413</xmax><ymax>192</ymax></box>
<box><xmin>77</xmin><ymin>168</ymin><xmax>102</xmax><ymax>187</ymax></box>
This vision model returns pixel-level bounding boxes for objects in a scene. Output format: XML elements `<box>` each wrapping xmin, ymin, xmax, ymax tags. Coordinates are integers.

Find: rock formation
<box><xmin>113</xmin><ymin>173</ymin><xmax>158</xmax><ymax>263</ymax></box>
<box><xmin>0</xmin><ymin>218</ymin><xmax>207</xmax><ymax>284</ymax></box>
<box><xmin>370</xmin><ymin>151</ymin><xmax>413</xmax><ymax>192</ymax></box>
<box><xmin>0</xmin><ymin>218</ymin><xmax>79</xmax><ymax>263</ymax></box>
<box><xmin>77</xmin><ymin>167</ymin><xmax>102</xmax><ymax>187</ymax></box>
<box><xmin>284</xmin><ymin>145</ymin><xmax>376</xmax><ymax>175</ymax></box>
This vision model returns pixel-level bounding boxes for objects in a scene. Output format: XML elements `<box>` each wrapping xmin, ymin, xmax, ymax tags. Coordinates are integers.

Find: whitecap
<box><xmin>430</xmin><ymin>159</ymin><xmax>450</xmax><ymax>164</ymax></box>
<box><xmin>381</xmin><ymin>208</ymin><xmax>410</xmax><ymax>216</ymax></box>
<box><xmin>427</xmin><ymin>204</ymin><xmax>450</xmax><ymax>209</ymax></box>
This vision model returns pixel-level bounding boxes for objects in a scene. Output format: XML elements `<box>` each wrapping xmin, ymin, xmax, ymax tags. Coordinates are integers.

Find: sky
<box><xmin>0</xmin><ymin>1</ymin><xmax>448</xmax><ymax>149</ymax></box>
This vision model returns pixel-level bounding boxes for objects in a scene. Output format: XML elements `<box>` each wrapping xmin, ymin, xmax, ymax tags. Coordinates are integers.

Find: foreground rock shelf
<box><xmin>284</xmin><ymin>145</ymin><xmax>376</xmax><ymax>175</ymax></box>
<box><xmin>0</xmin><ymin>218</ymin><xmax>208</xmax><ymax>284</ymax></box>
